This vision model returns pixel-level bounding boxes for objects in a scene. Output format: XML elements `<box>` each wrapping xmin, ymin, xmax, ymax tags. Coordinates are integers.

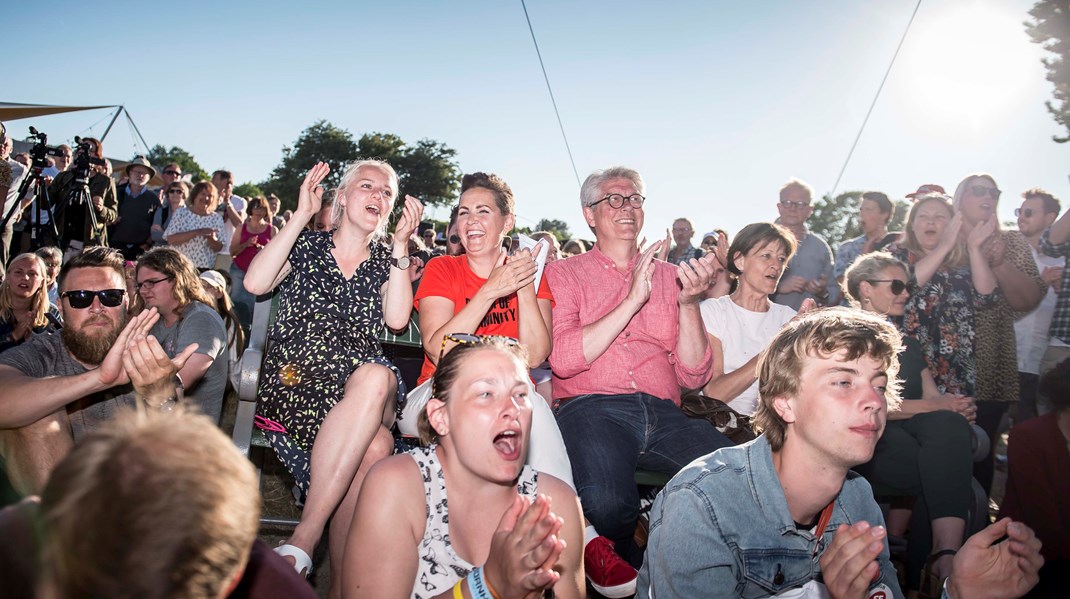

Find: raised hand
<box><xmin>779</xmin><ymin>275</ymin><xmax>807</xmax><ymax>294</ymax></box>
<box><xmin>297</xmin><ymin>162</ymin><xmax>330</xmax><ymax>219</ymax></box>
<box><xmin>122</xmin><ymin>333</ymin><xmax>199</xmax><ymax>404</ymax></box>
<box><xmin>655</xmin><ymin>228</ymin><xmax>671</xmax><ymax>262</ymax></box>
<box><xmin>678</xmin><ymin>254</ymin><xmax>718</xmax><ymax>305</ymax></box>
<box><xmin>940</xmin><ymin>212</ymin><xmax>965</xmax><ymax>252</ymax></box>
<box><xmin>712</xmin><ymin>230</ymin><xmax>729</xmax><ymax>270</ymax></box>
<box><xmin>97</xmin><ymin>308</ymin><xmax>161</xmax><ymax>388</ymax></box>
<box><xmin>483</xmin><ymin>494</ymin><xmax>566</xmax><ymax>599</ymax></box>
<box><xmin>820</xmin><ymin>521</ymin><xmax>886</xmax><ymax>599</ymax></box>
<box><xmin>627</xmin><ymin>240</ymin><xmax>661</xmax><ymax>310</ymax></box>
<box><xmin>967</xmin><ymin>217</ymin><xmax>997</xmax><ymax>253</ymax></box>
<box><xmin>805</xmin><ymin>274</ymin><xmax>829</xmax><ymax>295</ymax></box>
<box><xmin>949</xmin><ymin>518</ymin><xmax>1043</xmax><ymax>599</ymax></box>
<box><xmin>392</xmin><ymin>195</ymin><xmax>424</xmax><ymax>246</ymax></box>
<box><xmin>483</xmin><ymin>248</ymin><xmax>538</xmax><ymax>300</ymax></box>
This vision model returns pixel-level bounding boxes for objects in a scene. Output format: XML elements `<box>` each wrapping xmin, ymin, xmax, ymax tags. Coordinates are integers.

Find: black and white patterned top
<box><xmin>256</xmin><ymin>230</ymin><xmax>402</xmax><ymax>450</ymax></box>
<box><xmin>408</xmin><ymin>445</ymin><xmax>538</xmax><ymax>599</ymax></box>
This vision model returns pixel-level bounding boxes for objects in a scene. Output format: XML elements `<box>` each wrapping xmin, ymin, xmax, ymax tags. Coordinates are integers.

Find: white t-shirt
<box><xmin>1015</xmin><ymin>245</ymin><xmax>1062</xmax><ymax>373</ymax></box>
<box><xmin>4</xmin><ymin>159</ymin><xmax>28</xmax><ymax>216</ymax></box>
<box><xmin>699</xmin><ymin>295</ymin><xmax>796</xmax><ymax>415</ymax></box>
<box><xmin>218</xmin><ymin>194</ymin><xmax>247</xmax><ymax>255</ymax></box>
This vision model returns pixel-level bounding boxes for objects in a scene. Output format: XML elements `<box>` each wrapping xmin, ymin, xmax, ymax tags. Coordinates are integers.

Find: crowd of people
<box><xmin>0</xmin><ymin>115</ymin><xmax>1063</xmax><ymax>599</ymax></box>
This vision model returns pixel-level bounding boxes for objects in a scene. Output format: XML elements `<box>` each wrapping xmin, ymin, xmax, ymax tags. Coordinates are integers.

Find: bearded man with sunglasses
<box><xmin>0</xmin><ymin>247</ymin><xmax>196</xmax><ymax>495</ymax></box>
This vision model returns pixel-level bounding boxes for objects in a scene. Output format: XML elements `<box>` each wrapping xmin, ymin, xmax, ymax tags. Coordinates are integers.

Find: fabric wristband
<box><xmin>452</xmin><ymin>579</ymin><xmax>464</xmax><ymax>599</ymax></box>
<box><xmin>467</xmin><ymin>567</ymin><xmax>493</xmax><ymax>599</ymax></box>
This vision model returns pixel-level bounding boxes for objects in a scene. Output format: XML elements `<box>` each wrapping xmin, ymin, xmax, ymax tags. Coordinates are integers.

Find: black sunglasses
<box><xmin>1015</xmin><ymin>208</ymin><xmax>1035</xmax><ymax>218</ymax></box>
<box><xmin>449</xmin><ymin>234</ymin><xmax>461</xmax><ymax>245</ymax></box>
<box><xmin>868</xmin><ymin>279</ymin><xmax>908</xmax><ymax>295</ymax></box>
<box><xmin>431</xmin><ymin>333</ymin><xmax>520</xmax><ymax>397</ymax></box>
<box><xmin>167</xmin><ymin>189</ymin><xmax>186</xmax><ymax>195</ymax></box>
<box><xmin>61</xmin><ymin>289</ymin><xmax>126</xmax><ymax>309</ymax></box>
<box><xmin>163</xmin><ymin>170</ymin><xmax>181</xmax><ymax>176</ymax></box>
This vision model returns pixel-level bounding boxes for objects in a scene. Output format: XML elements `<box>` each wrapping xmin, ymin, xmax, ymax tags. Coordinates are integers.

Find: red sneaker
<box><xmin>584</xmin><ymin>536</ymin><xmax>638</xmax><ymax>598</ymax></box>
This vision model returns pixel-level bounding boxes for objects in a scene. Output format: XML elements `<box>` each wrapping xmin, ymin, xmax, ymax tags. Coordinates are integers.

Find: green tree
<box><xmin>261</xmin><ymin>123</ymin><xmax>461</xmax><ymax>212</ymax></box>
<box><xmin>808</xmin><ymin>191</ymin><xmax>863</xmax><ymax>246</ymax></box>
<box><xmin>534</xmin><ymin>219</ymin><xmax>571</xmax><ymax>241</ymax></box>
<box><xmin>889</xmin><ymin>200</ymin><xmax>910</xmax><ymax>233</ymax></box>
<box><xmin>233</xmin><ymin>182</ymin><xmax>263</xmax><ymax>199</ymax></box>
<box><xmin>146</xmin><ymin>145</ymin><xmax>209</xmax><ymax>181</ymax></box>
<box><xmin>1026</xmin><ymin>1</ymin><xmax>1070</xmax><ymax>142</ymax></box>
<box><xmin>261</xmin><ymin>120</ymin><xmax>360</xmax><ymax>210</ymax></box>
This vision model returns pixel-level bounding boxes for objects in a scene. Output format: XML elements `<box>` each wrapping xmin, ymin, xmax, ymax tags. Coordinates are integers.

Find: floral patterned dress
<box><xmin>256</xmin><ymin>230</ymin><xmax>404</xmax><ymax>455</ymax></box>
<box><xmin>888</xmin><ymin>243</ymin><xmax>999</xmax><ymax>396</ymax></box>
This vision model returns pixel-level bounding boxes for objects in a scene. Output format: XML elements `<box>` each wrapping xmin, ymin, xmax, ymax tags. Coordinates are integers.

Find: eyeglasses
<box><xmin>779</xmin><ymin>200</ymin><xmax>810</xmax><ymax>209</ymax></box>
<box><xmin>589</xmin><ymin>193</ymin><xmax>645</xmax><ymax>209</ymax></box>
<box><xmin>431</xmin><ymin>333</ymin><xmax>521</xmax><ymax>397</ymax></box>
<box><xmin>164</xmin><ymin>170</ymin><xmax>181</xmax><ymax>176</ymax></box>
<box><xmin>167</xmin><ymin>189</ymin><xmax>186</xmax><ymax>195</ymax></box>
<box><xmin>868</xmin><ymin>279</ymin><xmax>908</xmax><ymax>295</ymax></box>
<box><xmin>1015</xmin><ymin>208</ymin><xmax>1035</xmax><ymax>218</ymax></box>
<box><xmin>969</xmin><ymin>185</ymin><xmax>1001</xmax><ymax>200</ymax></box>
<box><xmin>61</xmin><ymin>289</ymin><xmax>125</xmax><ymax>309</ymax></box>
<box><xmin>136</xmin><ymin>275</ymin><xmax>174</xmax><ymax>291</ymax></box>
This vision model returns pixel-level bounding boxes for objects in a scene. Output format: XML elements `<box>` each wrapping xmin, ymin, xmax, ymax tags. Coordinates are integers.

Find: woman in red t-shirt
<box><xmin>398</xmin><ymin>172</ymin><xmax>567</xmax><ymax>478</ymax></box>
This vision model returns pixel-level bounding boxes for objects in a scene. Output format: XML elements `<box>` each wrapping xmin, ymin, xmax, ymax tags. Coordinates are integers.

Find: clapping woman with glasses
<box><xmin>950</xmin><ymin>174</ymin><xmax>1045</xmax><ymax>498</ymax></box>
<box><xmin>845</xmin><ymin>251</ymin><xmax>975</xmax><ymax>596</ymax></box>
<box><xmin>164</xmin><ymin>181</ymin><xmax>225</xmax><ymax>270</ymax></box>
<box><xmin>243</xmin><ymin>160</ymin><xmax>422</xmax><ymax>594</ymax></box>
<box><xmin>396</xmin><ymin>172</ymin><xmax>573</xmax><ymax>489</ymax></box>
<box><xmin>0</xmin><ymin>253</ymin><xmax>60</xmax><ymax>354</ymax></box>
<box><xmin>343</xmin><ymin>335</ymin><xmax>584</xmax><ymax>598</ymax></box>
<box><xmin>150</xmin><ymin>181</ymin><xmax>189</xmax><ymax>247</ymax></box>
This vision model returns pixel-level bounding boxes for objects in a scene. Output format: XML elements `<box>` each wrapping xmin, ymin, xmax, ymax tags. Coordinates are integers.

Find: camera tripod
<box><xmin>0</xmin><ymin>164</ymin><xmax>60</xmax><ymax>251</ymax></box>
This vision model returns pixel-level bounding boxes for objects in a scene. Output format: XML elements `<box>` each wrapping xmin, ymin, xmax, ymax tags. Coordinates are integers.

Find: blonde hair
<box><xmin>753</xmin><ymin>308</ymin><xmax>903</xmax><ymax>451</ymax></box>
<box><xmin>902</xmin><ymin>194</ymin><xmax>966</xmax><ymax>269</ymax></box>
<box><xmin>843</xmin><ymin>252</ymin><xmax>909</xmax><ymax>308</ymax></box>
<box><xmin>39</xmin><ymin>408</ymin><xmax>259</xmax><ymax>599</ymax></box>
<box><xmin>0</xmin><ymin>253</ymin><xmax>51</xmax><ymax>328</ymax></box>
<box><xmin>330</xmin><ymin>160</ymin><xmax>399</xmax><ymax>239</ymax></box>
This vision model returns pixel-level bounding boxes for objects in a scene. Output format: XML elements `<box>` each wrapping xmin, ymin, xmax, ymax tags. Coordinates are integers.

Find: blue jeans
<box><xmin>554</xmin><ymin>392</ymin><xmax>733</xmax><ymax>566</ymax></box>
<box><xmin>229</xmin><ymin>263</ymin><xmax>254</xmax><ymax>328</ymax></box>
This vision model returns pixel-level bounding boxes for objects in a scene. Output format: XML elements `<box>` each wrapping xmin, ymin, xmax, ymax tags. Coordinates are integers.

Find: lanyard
<box><xmin>811</xmin><ymin>500</ymin><xmax>836</xmax><ymax>558</ymax></box>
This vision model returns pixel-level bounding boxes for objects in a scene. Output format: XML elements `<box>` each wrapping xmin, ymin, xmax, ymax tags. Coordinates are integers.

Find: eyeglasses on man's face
<box><xmin>589</xmin><ymin>193</ymin><xmax>645</xmax><ymax>209</ymax></box>
<box><xmin>136</xmin><ymin>276</ymin><xmax>173</xmax><ymax>292</ymax></box>
<box><xmin>779</xmin><ymin>200</ymin><xmax>810</xmax><ymax>209</ymax></box>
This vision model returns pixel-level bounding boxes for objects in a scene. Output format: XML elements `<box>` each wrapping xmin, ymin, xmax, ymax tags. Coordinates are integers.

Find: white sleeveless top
<box><xmin>409</xmin><ymin>445</ymin><xmax>539</xmax><ymax>599</ymax></box>
<box><xmin>699</xmin><ymin>295</ymin><xmax>796</xmax><ymax>415</ymax></box>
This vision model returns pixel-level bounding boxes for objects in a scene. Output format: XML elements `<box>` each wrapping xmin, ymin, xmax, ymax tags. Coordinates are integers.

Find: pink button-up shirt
<box><xmin>546</xmin><ymin>246</ymin><xmax>713</xmax><ymax>405</ymax></box>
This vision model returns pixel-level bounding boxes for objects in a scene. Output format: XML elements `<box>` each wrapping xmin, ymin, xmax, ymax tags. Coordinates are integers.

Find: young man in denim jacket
<box><xmin>638</xmin><ymin>308</ymin><xmax>1044</xmax><ymax>599</ymax></box>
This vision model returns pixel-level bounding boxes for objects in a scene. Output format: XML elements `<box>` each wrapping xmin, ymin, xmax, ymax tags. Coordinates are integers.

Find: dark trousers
<box><xmin>973</xmin><ymin>400</ymin><xmax>1009</xmax><ymax>497</ymax></box>
<box><xmin>554</xmin><ymin>392</ymin><xmax>733</xmax><ymax>567</ymax></box>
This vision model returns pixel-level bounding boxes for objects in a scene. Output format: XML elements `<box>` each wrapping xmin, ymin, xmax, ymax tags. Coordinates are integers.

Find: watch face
<box><xmin>395</xmin><ymin>256</ymin><xmax>411</xmax><ymax>270</ymax></box>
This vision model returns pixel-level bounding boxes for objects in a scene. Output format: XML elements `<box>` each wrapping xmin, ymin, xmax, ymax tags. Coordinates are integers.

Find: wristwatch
<box><xmin>390</xmin><ymin>255</ymin><xmax>412</xmax><ymax>270</ymax></box>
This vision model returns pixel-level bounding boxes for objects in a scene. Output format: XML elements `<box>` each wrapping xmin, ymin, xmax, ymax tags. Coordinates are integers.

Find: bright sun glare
<box><xmin>891</xmin><ymin>1</ymin><xmax>1039</xmax><ymax>140</ymax></box>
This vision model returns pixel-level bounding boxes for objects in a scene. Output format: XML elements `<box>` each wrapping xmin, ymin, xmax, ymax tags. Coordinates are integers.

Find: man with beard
<box><xmin>0</xmin><ymin>247</ymin><xmax>197</xmax><ymax>495</ymax></box>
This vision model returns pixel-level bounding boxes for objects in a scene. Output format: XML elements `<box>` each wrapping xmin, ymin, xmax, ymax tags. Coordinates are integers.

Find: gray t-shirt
<box><xmin>0</xmin><ymin>332</ymin><xmax>136</xmax><ymax>441</ymax></box>
<box><xmin>150</xmin><ymin>301</ymin><xmax>228</xmax><ymax>423</ymax></box>
<box><xmin>772</xmin><ymin>230</ymin><xmax>838</xmax><ymax>309</ymax></box>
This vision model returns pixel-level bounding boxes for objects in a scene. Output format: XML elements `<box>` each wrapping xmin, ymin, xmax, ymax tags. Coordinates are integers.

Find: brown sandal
<box><xmin>919</xmin><ymin>549</ymin><xmax>956</xmax><ymax>599</ymax></box>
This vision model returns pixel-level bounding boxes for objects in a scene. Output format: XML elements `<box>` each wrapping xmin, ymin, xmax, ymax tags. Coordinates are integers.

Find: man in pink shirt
<box><xmin>546</xmin><ymin>166</ymin><xmax>733</xmax><ymax>569</ymax></box>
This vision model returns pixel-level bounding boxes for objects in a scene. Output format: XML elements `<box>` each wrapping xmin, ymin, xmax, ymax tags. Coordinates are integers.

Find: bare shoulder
<box><xmin>537</xmin><ymin>473</ymin><xmax>580</xmax><ymax>509</ymax></box>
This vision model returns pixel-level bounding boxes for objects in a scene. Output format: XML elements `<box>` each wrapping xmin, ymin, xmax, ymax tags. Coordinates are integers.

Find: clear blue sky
<box><xmin>7</xmin><ymin>0</ymin><xmax>1069</xmax><ymax>243</ymax></box>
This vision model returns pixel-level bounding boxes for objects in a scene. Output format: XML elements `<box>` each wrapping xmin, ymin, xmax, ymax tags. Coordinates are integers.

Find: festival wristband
<box><xmin>467</xmin><ymin>567</ymin><xmax>493</xmax><ymax>599</ymax></box>
<box><xmin>452</xmin><ymin>579</ymin><xmax>464</xmax><ymax>599</ymax></box>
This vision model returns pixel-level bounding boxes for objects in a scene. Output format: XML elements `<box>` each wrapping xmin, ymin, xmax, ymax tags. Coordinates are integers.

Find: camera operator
<box><xmin>47</xmin><ymin>137</ymin><xmax>117</xmax><ymax>254</ymax></box>
<box><xmin>1</xmin><ymin>121</ymin><xmax>31</xmax><ymax>266</ymax></box>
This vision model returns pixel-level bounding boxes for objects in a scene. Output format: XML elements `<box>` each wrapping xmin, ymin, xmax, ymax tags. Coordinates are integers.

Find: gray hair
<box><xmin>779</xmin><ymin>178</ymin><xmax>814</xmax><ymax>202</ymax></box>
<box><xmin>330</xmin><ymin>159</ymin><xmax>399</xmax><ymax>239</ymax></box>
<box><xmin>580</xmin><ymin>166</ymin><xmax>645</xmax><ymax>208</ymax></box>
<box><xmin>843</xmin><ymin>251</ymin><xmax>909</xmax><ymax>308</ymax></box>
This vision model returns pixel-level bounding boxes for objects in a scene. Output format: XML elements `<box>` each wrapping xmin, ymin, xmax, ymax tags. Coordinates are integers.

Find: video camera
<box><xmin>26</xmin><ymin>126</ymin><xmax>66</xmax><ymax>171</ymax></box>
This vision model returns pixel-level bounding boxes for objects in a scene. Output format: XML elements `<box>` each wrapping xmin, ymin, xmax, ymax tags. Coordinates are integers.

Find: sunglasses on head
<box><xmin>61</xmin><ymin>289</ymin><xmax>125</xmax><ymax>309</ymax></box>
<box><xmin>431</xmin><ymin>333</ymin><xmax>521</xmax><ymax>397</ymax></box>
<box><xmin>969</xmin><ymin>185</ymin><xmax>1001</xmax><ymax>200</ymax></box>
<box><xmin>867</xmin><ymin>279</ymin><xmax>908</xmax><ymax>295</ymax></box>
